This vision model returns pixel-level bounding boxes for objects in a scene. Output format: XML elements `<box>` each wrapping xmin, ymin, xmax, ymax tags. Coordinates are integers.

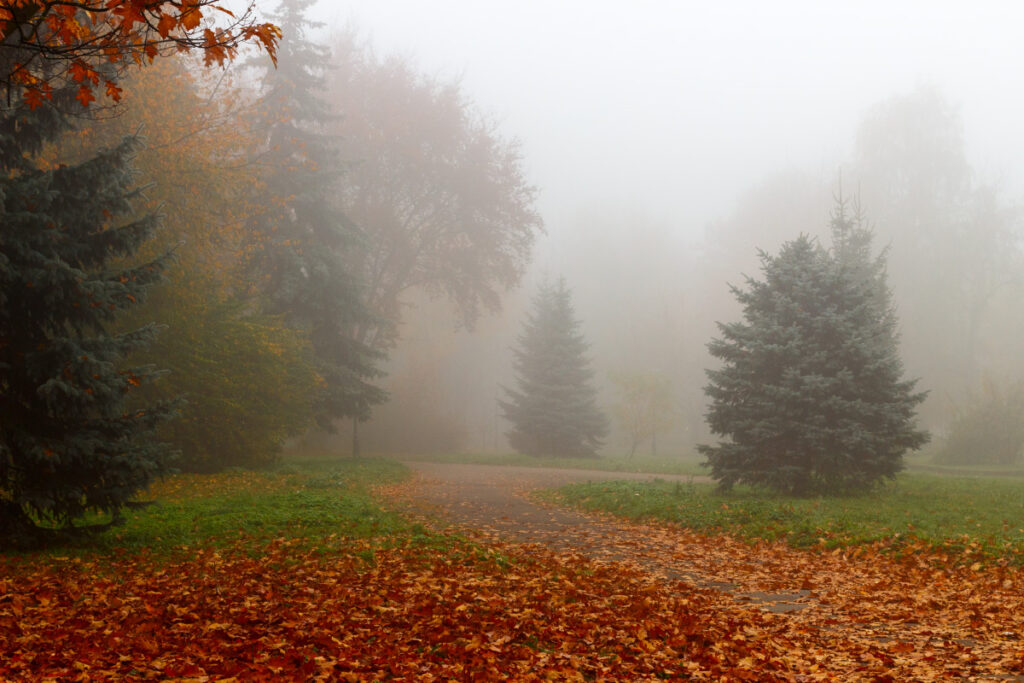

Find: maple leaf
<box><xmin>68</xmin><ymin>61</ymin><xmax>99</xmax><ymax>85</ymax></box>
<box><xmin>180</xmin><ymin>6</ymin><xmax>203</xmax><ymax>32</ymax></box>
<box><xmin>0</xmin><ymin>2</ymin><xmax>280</xmax><ymax>107</ymax></box>
<box><xmin>110</xmin><ymin>0</ymin><xmax>147</xmax><ymax>33</ymax></box>
<box><xmin>76</xmin><ymin>84</ymin><xmax>96</xmax><ymax>107</ymax></box>
<box><xmin>104</xmin><ymin>80</ymin><xmax>122</xmax><ymax>102</ymax></box>
<box><xmin>24</xmin><ymin>87</ymin><xmax>45</xmax><ymax>109</ymax></box>
<box><xmin>156</xmin><ymin>13</ymin><xmax>176</xmax><ymax>39</ymax></box>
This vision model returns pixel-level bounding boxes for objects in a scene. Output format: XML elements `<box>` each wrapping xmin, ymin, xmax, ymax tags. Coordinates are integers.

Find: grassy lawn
<box><xmin>2</xmin><ymin>456</ymin><xmax>429</xmax><ymax>562</ymax></box>
<box><xmin>398</xmin><ymin>451</ymin><xmax>709</xmax><ymax>476</ymax></box>
<box><xmin>544</xmin><ymin>473</ymin><xmax>1024</xmax><ymax>562</ymax></box>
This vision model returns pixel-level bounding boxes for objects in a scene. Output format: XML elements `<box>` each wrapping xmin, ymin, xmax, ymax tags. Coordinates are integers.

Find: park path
<box><xmin>396</xmin><ymin>462</ymin><xmax>807</xmax><ymax>611</ymax></box>
<box><xmin>382</xmin><ymin>461</ymin><xmax>1024</xmax><ymax>681</ymax></box>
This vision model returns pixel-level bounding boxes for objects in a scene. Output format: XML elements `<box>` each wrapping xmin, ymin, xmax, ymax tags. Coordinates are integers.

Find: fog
<box><xmin>278</xmin><ymin>1</ymin><xmax>1024</xmax><ymax>458</ymax></box>
<box><xmin>323</xmin><ymin>0</ymin><xmax>1024</xmax><ymax>223</ymax></box>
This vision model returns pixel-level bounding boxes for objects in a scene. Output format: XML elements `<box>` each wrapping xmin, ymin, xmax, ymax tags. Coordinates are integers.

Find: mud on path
<box><xmin>383</xmin><ymin>461</ymin><xmax>1024</xmax><ymax>681</ymax></box>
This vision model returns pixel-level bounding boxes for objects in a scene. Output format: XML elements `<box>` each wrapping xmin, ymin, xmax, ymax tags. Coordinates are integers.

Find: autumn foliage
<box><xmin>5</xmin><ymin>526</ymin><xmax>1024</xmax><ymax>680</ymax></box>
<box><xmin>34</xmin><ymin>54</ymin><xmax>320</xmax><ymax>472</ymax></box>
<box><xmin>0</xmin><ymin>540</ymin><xmax>755</xmax><ymax>680</ymax></box>
<box><xmin>0</xmin><ymin>0</ymin><xmax>280</xmax><ymax>108</ymax></box>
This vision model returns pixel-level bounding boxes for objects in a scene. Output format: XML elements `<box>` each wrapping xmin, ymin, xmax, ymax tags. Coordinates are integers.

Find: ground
<box><xmin>387</xmin><ymin>461</ymin><xmax>1024</xmax><ymax>681</ymax></box>
<box><xmin>4</xmin><ymin>460</ymin><xmax>1024</xmax><ymax>680</ymax></box>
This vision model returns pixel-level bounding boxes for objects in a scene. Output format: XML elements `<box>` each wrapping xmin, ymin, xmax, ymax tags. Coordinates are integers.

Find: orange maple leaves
<box><xmin>0</xmin><ymin>1</ymin><xmax>281</xmax><ymax>108</ymax></box>
<box><xmin>5</xmin><ymin>526</ymin><xmax>1024</xmax><ymax>679</ymax></box>
<box><xmin>9</xmin><ymin>531</ymin><xmax>1024</xmax><ymax>681</ymax></box>
<box><xmin>0</xmin><ymin>540</ymin><xmax>806</xmax><ymax>681</ymax></box>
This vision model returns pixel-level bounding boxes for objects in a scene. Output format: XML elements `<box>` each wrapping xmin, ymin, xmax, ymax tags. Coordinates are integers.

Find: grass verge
<box><xmin>3</xmin><ymin>457</ymin><xmax>432</xmax><ymax>563</ymax></box>
<box><xmin>543</xmin><ymin>473</ymin><xmax>1024</xmax><ymax>562</ymax></box>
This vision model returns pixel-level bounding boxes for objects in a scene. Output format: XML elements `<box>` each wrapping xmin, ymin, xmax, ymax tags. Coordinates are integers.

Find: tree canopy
<box><xmin>0</xmin><ymin>125</ymin><xmax>175</xmax><ymax>538</ymax></box>
<box><xmin>0</xmin><ymin>0</ymin><xmax>279</xmax><ymax>108</ymax></box>
<box><xmin>700</xmin><ymin>202</ymin><xmax>928</xmax><ymax>495</ymax></box>
<box><xmin>501</xmin><ymin>278</ymin><xmax>608</xmax><ymax>458</ymax></box>
<box><xmin>327</xmin><ymin>32</ymin><xmax>543</xmax><ymax>350</ymax></box>
<box><xmin>245</xmin><ymin>0</ymin><xmax>385</xmax><ymax>435</ymax></box>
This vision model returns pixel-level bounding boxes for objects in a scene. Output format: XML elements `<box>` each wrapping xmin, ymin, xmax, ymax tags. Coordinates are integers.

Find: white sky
<box><xmin>242</xmin><ymin>0</ymin><xmax>1024</xmax><ymax>238</ymax></box>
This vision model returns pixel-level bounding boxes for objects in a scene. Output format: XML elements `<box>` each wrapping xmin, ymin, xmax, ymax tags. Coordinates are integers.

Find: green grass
<box><xmin>398</xmin><ymin>451</ymin><xmax>709</xmax><ymax>476</ymax></box>
<box><xmin>544</xmin><ymin>473</ymin><xmax>1024</xmax><ymax>562</ymax></box>
<box><xmin>5</xmin><ymin>457</ymin><xmax>430</xmax><ymax>562</ymax></box>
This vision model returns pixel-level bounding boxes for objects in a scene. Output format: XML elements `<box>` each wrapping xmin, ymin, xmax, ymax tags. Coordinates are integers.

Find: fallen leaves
<box><xmin>385</xmin><ymin>465</ymin><xmax>1024</xmax><ymax>680</ymax></box>
<box><xmin>6</xmin><ymin>464</ymin><xmax>1024</xmax><ymax>681</ymax></box>
<box><xmin>3</xmin><ymin>539</ymin><xmax>805</xmax><ymax>681</ymax></box>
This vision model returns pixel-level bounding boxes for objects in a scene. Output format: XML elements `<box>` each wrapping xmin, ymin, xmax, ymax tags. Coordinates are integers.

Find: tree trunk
<box><xmin>352</xmin><ymin>417</ymin><xmax>361</xmax><ymax>458</ymax></box>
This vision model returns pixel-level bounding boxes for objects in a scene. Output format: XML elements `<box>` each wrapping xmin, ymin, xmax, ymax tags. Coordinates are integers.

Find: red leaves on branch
<box><xmin>75</xmin><ymin>84</ymin><xmax>95</xmax><ymax>107</ymax></box>
<box><xmin>1</xmin><ymin>1</ymin><xmax>281</xmax><ymax>108</ymax></box>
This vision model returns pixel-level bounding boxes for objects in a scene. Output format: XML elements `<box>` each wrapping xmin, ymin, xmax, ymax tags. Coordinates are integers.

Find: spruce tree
<box><xmin>0</xmin><ymin>96</ymin><xmax>175</xmax><ymax>538</ymax></box>
<box><xmin>501</xmin><ymin>279</ymin><xmax>608</xmax><ymax>457</ymax></box>
<box><xmin>247</xmin><ymin>0</ymin><xmax>385</xmax><ymax>437</ymax></box>
<box><xmin>699</xmin><ymin>202</ymin><xmax>928</xmax><ymax>495</ymax></box>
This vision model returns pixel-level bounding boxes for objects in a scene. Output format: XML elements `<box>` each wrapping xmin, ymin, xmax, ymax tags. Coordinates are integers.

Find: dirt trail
<box><xmin>386</xmin><ymin>461</ymin><xmax>1024</xmax><ymax>681</ymax></box>
<box><xmin>398</xmin><ymin>462</ymin><xmax>806</xmax><ymax>611</ymax></box>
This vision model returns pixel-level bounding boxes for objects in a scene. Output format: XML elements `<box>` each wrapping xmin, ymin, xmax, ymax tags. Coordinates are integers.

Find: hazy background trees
<box><xmin>610</xmin><ymin>372</ymin><xmax>675</xmax><ymax>458</ymax></box>
<box><xmin>851</xmin><ymin>87</ymin><xmax>1024</xmax><ymax>428</ymax></box>
<box><xmin>500</xmin><ymin>279</ymin><xmax>608</xmax><ymax>458</ymax></box>
<box><xmin>244</xmin><ymin>0</ymin><xmax>386</xmax><ymax>445</ymax></box>
<box><xmin>357</xmin><ymin>81</ymin><xmax>1024</xmax><ymax>465</ymax></box>
<box><xmin>326</xmin><ymin>30</ymin><xmax>543</xmax><ymax>351</ymax></box>
<box><xmin>315</xmin><ymin>30</ymin><xmax>544</xmax><ymax>453</ymax></box>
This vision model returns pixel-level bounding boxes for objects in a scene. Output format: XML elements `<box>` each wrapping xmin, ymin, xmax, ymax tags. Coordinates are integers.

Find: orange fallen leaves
<box><xmin>4</xmin><ymin>529</ymin><xmax>1024</xmax><ymax>681</ymax></box>
<box><xmin>6</xmin><ymin>467</ymin><xmax>1024</xmax><ymax>681</ymax></box>
<box><xmin>2</xmin><ymin>539</ymin><xmax>803</xmax><ymax>681</ymax></box>
<box><xmin>381</xmin><ymin>471</ymin><xmax>1024</xmax><ymax>680</ymax></box>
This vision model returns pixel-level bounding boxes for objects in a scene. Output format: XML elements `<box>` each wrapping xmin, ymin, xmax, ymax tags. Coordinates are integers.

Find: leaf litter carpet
<box><xmin>1</xmin><ymin>462</ymin><xmax>1023</xmax><ymax>681</ymax></box>
<box><xmin>383</xmin><ymin>462</ymin><xmax>1024</xmax><ymax>681</ymax></box>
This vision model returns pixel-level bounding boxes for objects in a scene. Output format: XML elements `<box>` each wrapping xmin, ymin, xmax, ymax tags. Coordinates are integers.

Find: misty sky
<box><xmin>269</xmin><ymin>0</ymin><xmax>1024</xmax><ymax>241</ymax></box>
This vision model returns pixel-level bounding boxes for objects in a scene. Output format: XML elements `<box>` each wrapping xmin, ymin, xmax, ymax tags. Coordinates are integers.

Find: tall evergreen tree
<box><xmin>0</xmin><ymin>95</ymin><xmax>175</xmax><ymax>539</ymax></box>
<box><xmin>501</xmin><ymin>279</ymin><xmax>608</xmax><ymax>457</ymax></box>
<box><xmin>246</xmin><ymin>0</ymin><xmax>385</xmax><ymax>439</ymax></box>
<box><xmin>699</xmin><ymin>202</ymin><xmax>928</xmax><ymax>495</ymax></box>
